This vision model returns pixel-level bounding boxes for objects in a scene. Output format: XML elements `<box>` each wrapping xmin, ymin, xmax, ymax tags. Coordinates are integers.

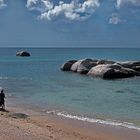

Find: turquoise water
<box><xmin>0</xmin><ymin>48</ymin><xmax>140</xmax><ymax>129</ymax></box>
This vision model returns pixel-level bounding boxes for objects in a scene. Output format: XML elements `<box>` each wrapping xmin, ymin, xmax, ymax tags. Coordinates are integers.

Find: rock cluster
<box><xmin>16</xmin><ymin>51</ymin><xmax>30</xmax><ymax>57</ymax></box>
<box><xmin>60</xmin><ymin>59</ymin><xmax>140</xmax><ymax>79</ymax></box>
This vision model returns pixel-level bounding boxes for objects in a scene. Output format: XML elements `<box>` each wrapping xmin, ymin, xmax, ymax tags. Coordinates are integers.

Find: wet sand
<box><xmin>0</xmin><ymin>107</ymin><xmax>140</xmax><ymax>140</ymax></box>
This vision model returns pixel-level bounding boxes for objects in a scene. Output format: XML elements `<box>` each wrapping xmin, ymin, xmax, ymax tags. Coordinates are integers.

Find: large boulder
<box><xmin>117</xmin><ymin>61</ymin><xmax>140</xmax><ymax>72</ymax></box>
<box><xmin>88</xmin><ymin>64</ymin><xmax>140</xmax><ymax>79</ymax></box>
<box><xmin>71</xmin><ymin>59</ymin><xmax>97</xmax><ymax>74</ymax></box>
<box><xmin>60</xmin><ymin>60</ymin><xmax>77</xmax><ymax>71</ymax></box>
<box><xmin>77</xmin><ymin>59</ymin><xmax>97</xmax><ymax>74</ymax></box>
<box><xmin>16</xmin><ymin>51</ymin><xmax>30</xmax><ymax>57</ymax></box>
<box><xmin>133</xmin><ymin>66</ymin><xmax>140</xmax><ymax>72</ymax></box>
<box><xmin>70</xmin><ymin>59</ymin><xmax>83</xmax><ymax>72</ymax></box>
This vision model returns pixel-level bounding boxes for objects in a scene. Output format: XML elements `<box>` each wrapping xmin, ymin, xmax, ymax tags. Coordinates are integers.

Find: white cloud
<box><xmin>0</xmin><ymin>0</ymin><xmax>6</xmax><ymax>9</ymax></box>
<box><xmin>109</xmin><ymin>13</ymin><xmax>122</xmax><ymax>25</ymax></box>
<box><xmin>26</xmin><ymin>0</ymin><xmax>53</xmax><ymax>12</ymax></box>
<box><xmin>26</xmin><ymin>0</ymin><xmax>100</xmax><ymax>21</ymax></box>
<box><xmin>116</xmin><ymin>0</ymin><xmax>140</xmax><ymax>8</ymax></box>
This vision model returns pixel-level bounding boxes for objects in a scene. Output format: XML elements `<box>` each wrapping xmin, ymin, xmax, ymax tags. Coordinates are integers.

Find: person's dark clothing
<box><xmin>0</xmin><ymin>93</ymin><xmax>5</xmax><ymax>105</ymax></box>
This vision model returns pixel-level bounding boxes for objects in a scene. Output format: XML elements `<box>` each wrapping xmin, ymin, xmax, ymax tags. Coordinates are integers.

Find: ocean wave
<box><xmin>46</xmin><ymin>111</ymin><xmax>140</xmax><ymax>131</ymax></box>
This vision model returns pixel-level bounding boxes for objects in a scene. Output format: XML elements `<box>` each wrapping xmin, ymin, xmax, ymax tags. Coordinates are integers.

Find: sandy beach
<box><xmin>0</xmin><ymin>0</ymin><xmax>140</xmax><ymax>138</ymax></box>
<box><xmin>0</xmin><ymin>107</ymin><xmax>139</xmax><ymax>140</ymax></box>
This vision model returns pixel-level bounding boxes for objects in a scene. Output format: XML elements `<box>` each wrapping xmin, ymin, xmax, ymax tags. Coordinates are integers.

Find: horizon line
<box><xmin>0</xmin><ymin>47</ymin><xmax>140</xmax><ymax>49</ymax></box>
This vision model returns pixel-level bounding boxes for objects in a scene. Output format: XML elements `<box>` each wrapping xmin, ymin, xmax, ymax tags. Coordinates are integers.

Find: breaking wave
<box><xmin>47</xmin><ymin>111</ymin><xmax>140</xmax><ymax>131</ymax></box>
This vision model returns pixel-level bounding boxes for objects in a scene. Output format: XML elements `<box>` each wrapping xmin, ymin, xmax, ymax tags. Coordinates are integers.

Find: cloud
<box><xmin>26</xmin><ymin>0</ymin><xmax>100</xmax><ymax>21</ymax></box>
<box><xmin>116</xmin><ymin>0</ymin><xmax>140</xmax><ymax>8</ymax></box>
<box><xmin>26</xmin><ymin>0</ymin><xmax>53</xmax><ymax>12</ymax></box>
<box><xmin>109</xmin><ymin>13</ymin><xmax>122</xmax><ymax>25</ymax></box>
<box><xmin>0</xmin><ymin>0</ymin><xmax>6</xmax><ymax>8</ymax></box>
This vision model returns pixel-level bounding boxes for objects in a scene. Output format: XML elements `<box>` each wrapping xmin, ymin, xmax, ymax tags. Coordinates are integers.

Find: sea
<box><xmin>0</xmin><ymin>47</ymin><xmax>140</xmax><ymax>130</ymax></box>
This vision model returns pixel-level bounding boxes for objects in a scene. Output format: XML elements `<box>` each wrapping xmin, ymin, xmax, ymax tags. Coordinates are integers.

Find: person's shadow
<box><xmin>0</xmin><ymin>108</ymin><xmax>9</xmax><ymax>112</ymax></box>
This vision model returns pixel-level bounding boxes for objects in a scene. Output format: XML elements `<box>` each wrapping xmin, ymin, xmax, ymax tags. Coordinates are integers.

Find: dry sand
<box><xmin>0</xmin><ymin>107</ymin><xmax>140</xmax><ymax>140</ymax></box>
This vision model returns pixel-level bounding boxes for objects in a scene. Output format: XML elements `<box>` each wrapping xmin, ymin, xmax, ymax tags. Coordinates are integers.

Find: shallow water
<box><xmin>0</xmin><ymin>48</ymin><xmax>140</xmax><ymax>130</ymax></box>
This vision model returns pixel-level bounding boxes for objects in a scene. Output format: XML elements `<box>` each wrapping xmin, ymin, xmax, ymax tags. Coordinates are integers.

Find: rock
<box><xmin>61</xmin><ymin>59</ymin><xmax>140</xmax><ymax>80</ymax></box>
<box><xmin>133</xmin><ymin>66</ymin><xmax>140</xmax><ymax>72</ymax></box>
<box><xmin>70</xmin><ymin>60</ymin><xmax>83</xmax><ymax>72</ymax></box>
<box><xmin>117</xmin><ymin>61</ymin><xmax>140</xmax><ymax>72</ymax></box>
<box><xmin>60</xmin><ymin>60</ymin><xmax>77</xmax><ymax>71</ymax></box>
<box><xmin>97</xmin><ymin>59</ymin><xmax>116</xmax><ymax>65</ymax></box>
<box><xmin>88</xmin><ymin>64</ymin><xmax>118</xmax><ymax>78</ymax></box>
<box><xmin>70</xmin><ymin>59</ymin><xmax>97</xmax><ymax>74</ymax></box>
<box><xmin>88</xmin><ymin>64</ymin><xmax>139</xmax><ymax>79</ymax></box>
<box><xmin>16</xmin><ymin>51</ymin><xmax>30</xmax><ymax>57</ymax></box>
<box><xmin>8</xmin><ymin>113</ymin><xmax>29</xmax><ymax>119</ymax></box>
<box><xmin>77</xmin><ymin>59</ymin><xmax>97</xmax><ymax>74</ymax></box>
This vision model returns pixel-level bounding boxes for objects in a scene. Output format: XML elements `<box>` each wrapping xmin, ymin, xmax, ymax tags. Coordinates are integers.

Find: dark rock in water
<box><xmin>88</xmin><ymin>64</ymin><xmax>139</xmax><ymax>79</ymax></box>
<box><xmin>8</xmin><ymin>113</ymin><xmax>29</xmax><ymax>119</ymax></box>
<box><xmin>16</xmin><ymin>51</ymin><xmax>30</xmax><ymax>57</ymax></box>
<box><xmin>133</xmin><ymin>66</ymin><xmax>140</xmax><ymax>72</ymax></box>
<box><xmin>60</xmin><ymin>60</ymin><xmax>77</xmax><ymax>71</ymax></box>
<box><xmin>117</xmin><ymin>61</ymin><xmax>140</xmax><ymax>72</ymax></box>
<box><xmin>61</xmin><ymin>59</ymin><xmax>140</xmax><ymax>80</ymax></box>
<box><xmin>71</xmin><ymin>59</ymin><xmax>97</xmax><ymax>74</ymax></box>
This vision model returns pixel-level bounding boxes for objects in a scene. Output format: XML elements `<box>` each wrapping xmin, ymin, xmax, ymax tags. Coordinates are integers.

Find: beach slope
<box><xmin>0</xmin><ymin>108</ymin><xmax>140</xmax><ymax>140</ymax></box>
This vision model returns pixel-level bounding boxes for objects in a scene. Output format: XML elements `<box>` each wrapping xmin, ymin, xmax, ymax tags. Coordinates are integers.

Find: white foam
<box><xmin>0</xmin><ymin>77</ymin><xmax>8</xmax><ymax>80</ymax></box>
<box><xmin>47</xmin><ymin>111</ymin><xmax>140</xmax><ymax>131</ymax></box>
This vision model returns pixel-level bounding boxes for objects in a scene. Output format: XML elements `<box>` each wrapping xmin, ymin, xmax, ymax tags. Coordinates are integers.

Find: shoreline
<box><xmin>0</xmin><ymin>106</ymin><xmax>139</xmax><ymax>140</ymax></box>
<box><xmin>7</xmin><ymin>98</ymin><xmax>140</xmax><ymax>131</ymax></box>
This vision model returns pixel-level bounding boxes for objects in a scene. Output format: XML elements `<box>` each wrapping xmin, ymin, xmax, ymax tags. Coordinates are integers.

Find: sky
<box><xmin>0</xmin><ymin>0</ymin><xmax>140</xmax><ymax>48</ymax></box>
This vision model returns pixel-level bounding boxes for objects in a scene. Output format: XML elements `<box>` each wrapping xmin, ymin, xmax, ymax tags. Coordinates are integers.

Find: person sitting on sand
<box><xmin>0</xmin><ymin>90</ymin><xmax>5</xmax><ymax>110</ymax></box>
